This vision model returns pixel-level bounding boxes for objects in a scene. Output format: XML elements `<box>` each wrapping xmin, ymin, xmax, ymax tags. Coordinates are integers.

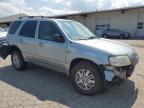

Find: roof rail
<box><xmin>19</xmin><ymin>16</ymin><xmax>49</xmax><ymax>19</ymax></box>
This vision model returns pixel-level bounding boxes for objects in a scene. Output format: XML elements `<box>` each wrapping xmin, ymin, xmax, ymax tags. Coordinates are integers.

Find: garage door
<box><xmin>137</xmin><ymin>12</ymin><xmax>144</xmax><ymax>37</ymax></box>
<box><xmin>95</xmin><ymin>18</ymin><xmax>110</xmax><ymax>37</ymax></box>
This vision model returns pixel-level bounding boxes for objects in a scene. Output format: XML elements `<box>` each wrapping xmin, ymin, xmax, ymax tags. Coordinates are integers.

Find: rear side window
<box><xmin>8</xmin><ymin>21</ymin><xmax>22</xmax><ymax>34</ymax></box>
<box><xmin>19</xmin><ymin>21</ymin><xmax>37</xmax><ymax>38</ymax></box>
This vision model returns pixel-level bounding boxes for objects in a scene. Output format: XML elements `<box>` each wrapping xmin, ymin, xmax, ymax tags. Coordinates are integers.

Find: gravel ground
<box><xmin>0</xmin><ymin>39</ymin><xmax>143</xmax><ymax>108</ymax></box>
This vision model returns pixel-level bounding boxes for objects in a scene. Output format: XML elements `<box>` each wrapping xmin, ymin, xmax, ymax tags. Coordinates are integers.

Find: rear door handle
<box><xmin>38</xmin><ymin>43</ymin><xmax>44</xmax><ymax>47</ymax></box>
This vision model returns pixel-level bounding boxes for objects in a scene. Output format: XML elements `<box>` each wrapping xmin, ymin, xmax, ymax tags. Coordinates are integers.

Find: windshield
<box><xmin>57</xmin><ymin>20</ymin><xmax>97</xmax><ymax>40</ymax></box>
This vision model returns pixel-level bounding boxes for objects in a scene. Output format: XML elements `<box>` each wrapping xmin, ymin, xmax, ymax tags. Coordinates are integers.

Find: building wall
<box><xmin>67</xmin><ymin>15</ymin><xmax>86</xmax><ymax>25</ymax></box>
<box><xmin>67</xmin><ymin>8</ymin><xmax>144</xmax><ymax>38</ymax></box>
<box><xmin>110</xmin><ymin>10</ymin><xmax>137</xmax><ymax>37</ymax></box>
<box><xmin>0</xmin><ymin>13</ymin><xmax>27</xmax><ymax>29</ymax></box>
<box><xmin>137</xmin><ymin>8</ymin><xmax>144</xmax><ymax>37</ymax></box>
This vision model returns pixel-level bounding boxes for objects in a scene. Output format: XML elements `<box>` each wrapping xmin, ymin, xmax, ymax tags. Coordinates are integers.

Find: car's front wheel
<box><xmin>70</xmin><ymin>61</ymin><xmax>104</xmax><ymax>95</ymax></box>
<box><xmin>11</xmin><ymin>50</ymin><xmax>27</xmax><ymax>71</ymax></box>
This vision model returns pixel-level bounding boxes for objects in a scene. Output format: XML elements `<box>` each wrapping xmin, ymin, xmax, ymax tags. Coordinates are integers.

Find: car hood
<box><xmin>75</xmin><ymin>38</ymin><xmax>134</xmax><ymax>56</ymax></box>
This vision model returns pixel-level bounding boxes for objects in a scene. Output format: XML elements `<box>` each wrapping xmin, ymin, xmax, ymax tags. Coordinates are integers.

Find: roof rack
<box><xmin>19</xmin><ymin>16</ymin><xmax>49</xmax><ymax>19</ymax></box>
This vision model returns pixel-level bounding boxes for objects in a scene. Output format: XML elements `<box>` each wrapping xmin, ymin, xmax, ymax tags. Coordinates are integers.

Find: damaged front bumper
<box><xmin>104</xmin><ymin>65</ymin><xmax>135</xmax><ymax>82</ymax></box>
<box><xmin>104</xmin><ymin>53</ymin><xmax>139</xmax><ymax>83</ymax></box>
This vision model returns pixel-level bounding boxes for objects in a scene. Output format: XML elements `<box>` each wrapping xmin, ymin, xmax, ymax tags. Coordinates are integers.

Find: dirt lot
<box><xmin>0</xmin><ymin>40</ymin><xmax>143</xmax><ymax>108</ymax></box>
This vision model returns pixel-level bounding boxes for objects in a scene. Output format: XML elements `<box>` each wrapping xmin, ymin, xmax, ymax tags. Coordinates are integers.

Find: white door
<box><xmin>137</xmin><ymin>12</ymin><xmax>144</xmax><ymax>37</ymax></box>
<box><xmin>95</xmin><ymin>18</ymin><xmax>110</xmax><ymax>37</ymax></box>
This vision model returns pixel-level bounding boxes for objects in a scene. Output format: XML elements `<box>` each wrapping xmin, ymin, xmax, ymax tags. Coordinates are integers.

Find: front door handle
<box><xmin>38</xmin><ymin>43</ymin><xmax>44</xmax><ymax>47</ymax></box>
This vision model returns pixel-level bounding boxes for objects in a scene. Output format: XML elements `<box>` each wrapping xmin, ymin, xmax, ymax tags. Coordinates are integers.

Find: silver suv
<box><xmin>0</xmin><ymin>17</ymin><xmax>139</xmax><ymax>95</ymax></box>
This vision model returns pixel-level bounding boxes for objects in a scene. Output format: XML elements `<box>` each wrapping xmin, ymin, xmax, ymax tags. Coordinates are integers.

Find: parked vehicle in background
<box><xmin>102</xmin><ymin>28</ymin><xmax>131</xmax><ymax>39</ymax></box>
<box><xmin>0</xmin><ymin>17</ymin><xmax>139</xmax><ymax>95</ymax></box>
<box><xmin>0</xmin><ymin>27</ymin><xmax>8</xmax><ymax>32</ymax></box>
<box><xmin>0</xmin><ymin>27</ymin><xmax>8</xmax><ymax>45</ymax></box>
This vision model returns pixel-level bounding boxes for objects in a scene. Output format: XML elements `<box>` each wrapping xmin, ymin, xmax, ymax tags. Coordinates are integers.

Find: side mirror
<box><xmin>53</xmin><ymin>34</ymin><xmax>65</xmax><ymax>43</ymax></box>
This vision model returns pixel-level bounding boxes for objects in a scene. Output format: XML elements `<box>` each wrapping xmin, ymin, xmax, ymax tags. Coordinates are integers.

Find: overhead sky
<box><xmin>0</xmin><ymin>0</ymin><xmax>144</xmax><ymax>17</ymax></box>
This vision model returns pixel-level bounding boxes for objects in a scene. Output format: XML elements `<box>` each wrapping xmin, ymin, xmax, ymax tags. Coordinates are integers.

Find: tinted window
<box><xmin>96</xmin><ymin>25</ymin><xmax>99</xmax><ymax>27</ymax></box>
<box><xmin>19</xmin><ymin>21</ymin><xmax>37</xmax><ymax>38</ymax></box>
<box><xmin>38</xmin><ymin>21</ymin><xmax>61</xmax><ymax>41</ymax></box>
<box><xmin>8</xmin><ymin>21</ymin><xmax>22</xmax><ymax>34</ymax></box>
<box><xmin>138</xmin><ymin>22</ymin><xmax>143</xmax><ymax>25</ymax></box>
<box><xmin>137</xmin><ymin>26</ymin><xmax>143</xmax><ymax>29</ymax></box>
<box><xmin>137</xmin><ymin>22</ymin><xmax>143</xmax><ymax>29</ymax></box>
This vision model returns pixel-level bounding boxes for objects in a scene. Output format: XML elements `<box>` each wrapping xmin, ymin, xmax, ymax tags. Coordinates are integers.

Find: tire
<box><xmin>70</xmin><ymin>61</ymin><xmax>104</xmax><ymax>95</ymax></box>
<box><xmin>11</xmin><ymin>50</ymin><xmax>27</xmax><ymax>71</ymax></box>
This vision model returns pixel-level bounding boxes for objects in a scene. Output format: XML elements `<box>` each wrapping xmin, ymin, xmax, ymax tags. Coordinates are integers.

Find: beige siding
<box><xmin>67</xmin><ymin>15</ymin><xmax>85</xmax><ymax>25</ymax></box>
<box><xmin>86</xmin><ymin>12</ymin><xmax>111</xmax><ymax>33</ymax></box>
<box><xmin>66</xmin><ymin>8</ymin><xmax>144</xmax><ymax>37</ymax></box>
<box><xmin>110</xmin><ymin>10</ymin><xmax>138</xmax><ymax>37</ymax></box>
<box><xmin>85</xmin><ymin>10</ymin><xmax>138</xmax><ymax>37</ymax></box>
<box><xmin>137</xmin><ymin>8</ymin><xmax>144</xmax><ymax>37</ymax></box>
<box><xmin>0</xmin><ymin>13</ymin><xmax>27</xmax><ymax>23</ymax></box>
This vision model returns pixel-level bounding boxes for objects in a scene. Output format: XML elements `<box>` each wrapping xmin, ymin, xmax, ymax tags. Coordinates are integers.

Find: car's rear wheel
<box><xmin>70</xmin><ymin>61</ymin><xmax>104</xmax><ymax>95</ymax></box>
<box><xmin>11</xmin><ymin>50</ymin><xmax>27</xmax><ymax>71</ymax></box>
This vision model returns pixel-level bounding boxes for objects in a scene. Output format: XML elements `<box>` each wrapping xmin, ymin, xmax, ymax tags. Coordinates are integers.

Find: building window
<box><xmin>96</xmin><ymin>24</ymin><xmax>111</xmax><ymax>31</ymax></box>
<box><xmin>137</xmin><ymin>22</ymin><xmax>143</xmax><ymax>29</ymax></box>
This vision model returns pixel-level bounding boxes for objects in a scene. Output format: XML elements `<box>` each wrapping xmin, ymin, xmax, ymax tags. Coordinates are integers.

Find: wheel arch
<box><xmin>9</xmin><ymin>45</ymin><xmax>26</xmax><ymax>60</ymax></box>
<box><xmin>69</xmin><ymin>58</ymin><xmax>105</xmax><ymax>78</ymax></box>
<box><xmin>10</xmin><ymin>45</ymin><xmax>28</xmax><ymax>71</ymax></box>
<box><xmin>0</xmin><ymin>45</ymin><xmax>22</xmax><ymax>59</ymax></box>
<box><xmin>9</xmin><ymin>45</ymin><xmax>22</xmax><ymax>54</ymax></box>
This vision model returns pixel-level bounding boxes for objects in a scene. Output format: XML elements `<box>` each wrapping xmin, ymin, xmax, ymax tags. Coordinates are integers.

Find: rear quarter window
<box><xmin>8</xmin><ymin>21</ymin><xmax>22</xmax><ymax>34</ymax></box>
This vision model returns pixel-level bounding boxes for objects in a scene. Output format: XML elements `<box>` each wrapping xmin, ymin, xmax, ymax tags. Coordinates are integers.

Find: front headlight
<box><xmin>109</xmin><ymin>55</ymin><xmax>131</xmax><ymax>66</ymax></box>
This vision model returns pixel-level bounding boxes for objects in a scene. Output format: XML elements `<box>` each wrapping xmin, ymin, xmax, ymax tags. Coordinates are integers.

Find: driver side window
<box><xmin>38</xmin><ymin>21</ymin><xmax>61</xmax><ymax>41</ymax></box>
